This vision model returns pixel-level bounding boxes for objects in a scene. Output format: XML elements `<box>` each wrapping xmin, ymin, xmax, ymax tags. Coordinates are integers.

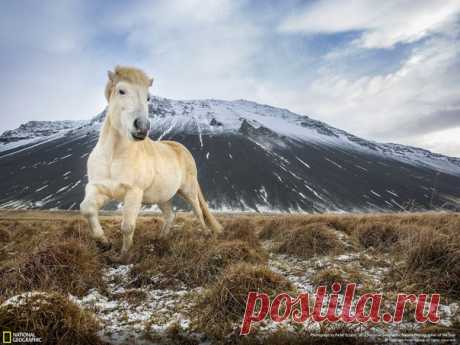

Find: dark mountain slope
<box><xmin>0</xmin><ymin>97</ymin><xmax>459</xmax><ymax>212</ymax></box>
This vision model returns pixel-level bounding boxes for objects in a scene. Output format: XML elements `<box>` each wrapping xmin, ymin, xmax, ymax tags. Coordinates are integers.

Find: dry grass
<box><xmin>130</xmin><ymin>227</ymin><xmax>267</xmax><ymax>288</ymax></box>
<box><xmin>311</xmin><ymin>268</ymin><xmax>370</xmax><ymax>295</ymax></box>
<box><xmin>142</xmin><ymin>324</ymin><xmax>200</xmax><ymax>345</ymax></box>
<box><xmin>258</xmin><ymin>218</ymin><xmax>292</xmax><ymax>240</ymax></box>
<box><xmin>0</xmin><ymin>292</ymin><xmax>106</xmax><ymax>345</ymax></box>
<box><xmin>275</xmin><ymin>224</ymin><xmax>345</xmax><ymax>258</ymax></box>
<box><xmin>388</xmin><ymin>225</ymin><xmax>460</xmax><ymax>297</ymax></box>
<box><xmin>354</xmin><ymin>222</ymin><xmax>400</xmax><ymax>251</ymax></box>
<box><xmin>1</xmin><ymin>210</ymin><xmax>460</xmax><ymax>343</ymax></box>
<box><xmin>0</xmin><ymin>227</ymin><xmax>10</xmax><ymax>242</ymax></box>
<box><xmin>312</xmin><ymin>268</ymin><xmax>351</xmax><ymax>287</ymax></box>
<box><xmin>0</xmin><ymin>238</ymin><xmax>104</xmax><ymax>301</ymax></box>
<box><xmin>193</xmin><ymin>263</ymin><xmax>294</xmax><ymax>338</ymax></box>
<box><xmin>221</xmin><ymin>218</ymin><xmax>261</xmax><ymax>248</ymax></box>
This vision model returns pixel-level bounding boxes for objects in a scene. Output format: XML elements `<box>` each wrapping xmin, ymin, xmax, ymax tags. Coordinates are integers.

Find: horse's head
<box><xmin>105</xmin><ymin>66</ymin><xmax>153</xmax><ymax>141</ymax></box>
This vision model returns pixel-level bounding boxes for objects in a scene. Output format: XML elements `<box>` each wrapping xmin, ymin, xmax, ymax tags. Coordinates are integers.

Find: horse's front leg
<box><xmin>80</xmin><ymin>183</ymin><xmax>110</xmax><ymax>251</ymax></box>
<box><xmin>118</xmin><ymin>187</ymin><xmax>143</xmax><ymax>264</ymax></box>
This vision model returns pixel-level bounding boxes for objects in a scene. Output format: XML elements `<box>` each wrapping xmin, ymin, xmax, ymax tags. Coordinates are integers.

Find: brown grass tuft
<box><xmin>312</xmin><ymin>268</ymin><xmax>367</xmax><ymax>294</ymax></box>
<box><xmin>258</xmin><ymin>218</ymin><xmax>290</xmax><ymax>240</ymax></box>
<box><xmin>324</xmin><ymin>217</ymin><xmax>355</xmax><ymax>234</ymax></box>
<box><xmin>221</xmin><ymin>218</ymin><xmax>260</xmax><ymax>248</ymax></box>
<box><xmin>0</xmin><ymin>226</ymin><xmax>10</xmax><ymax>242</ymax></box>
<box><xmin>0</xmin><ymin>239</ymin><xmax>104</xmax><ymax>300</ymax></box>
<box><xmin>131</xmin><ymin>229</ymin><xmax>267</xmax><ymax>288</ymax></box>
<box><xmin>204</xmin><ymin>240</ymin><xmax>267</xmax><ymax>277</ymax></box>
<box><xmin>355</xmin><ymin>222</ymin><xmax>399</xmax><ymax>251</ymax></box>
<box><xmin>142</xmin><ymin>322</ymin><xmax>200</xmax><ymax>345</ymax></box>
<box><xmin>193</xmin><ymin>263</ymin><xmax>294</xmax><ymax>338</ymax></box>
<box><xmin>0</xmin><ymin>292</ymin><xmax>106</xmax><ymax>345</ymax></box>
<box><xmin>403</xmin><ymin>227</ymin><xmax>460</xmax><ymax>296</ymax></box>
<box><xmin>312</xmin><ymin>268</ymin><xmax>349</xmax><ymax>287</ymax></box>
<box><xmin>276</xmin><ymin>224</ymin><xmax>345</xmax><ymax>258</ymax></box>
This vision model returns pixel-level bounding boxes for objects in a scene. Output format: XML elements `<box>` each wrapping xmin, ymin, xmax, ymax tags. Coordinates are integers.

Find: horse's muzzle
<box><xmin>132</xmin><ymin>117</ymin><xmax>150</xmax><ymax>140</ymax></box>
<box><xmin>132</xmin><ymin>131</ymin><xmax>148</xmax><ymax>141</ymax></box>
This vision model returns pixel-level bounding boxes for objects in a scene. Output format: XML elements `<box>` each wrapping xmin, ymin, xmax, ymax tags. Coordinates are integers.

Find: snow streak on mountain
<box><xmin>1</xmin><ymin>97</ymin><xmax>460</xmax><ymax>212</ymax></box>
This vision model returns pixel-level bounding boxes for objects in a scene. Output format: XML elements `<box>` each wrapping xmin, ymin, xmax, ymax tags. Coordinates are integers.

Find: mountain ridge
<box><xmin>1</xmin><ymin>96</ymin><xmax>459</xmax><ymax>212</ymax></box>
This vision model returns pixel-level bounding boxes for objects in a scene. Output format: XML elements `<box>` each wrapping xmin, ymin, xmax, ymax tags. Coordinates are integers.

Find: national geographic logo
<box><xmin>2</xmin><ymin>331</ymin><xmax>11</xmax><ymax>344</ymax></box>
<box><xmin>2</xmin><ymin>331</ymin><xmax>41</xmax><ymax>343</ymax></box>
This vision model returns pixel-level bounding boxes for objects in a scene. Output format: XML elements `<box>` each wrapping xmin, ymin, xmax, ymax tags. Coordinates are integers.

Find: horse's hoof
<box><xmin>203</xmin><ymin>231</ymin><xmax>214</xmax><ymax>239</ymax></box>
<box><xmin>214</xmin><ymin>225</ymin><xmax>224</xmax><ymax>235</ymax></box>
<box><xmin>96</xmin><ymin>241</ymin><xmax>112</xmax><ymax>252</ymax></box>
<box><xmin>109</xmin><ymin>253</ymin><xmax>131</xmax><ymax>265</ymax></box>
<box><xmin>159</xmin><ymin>230</ymin><xmax>172</xmax><ymax>239</ymax></box>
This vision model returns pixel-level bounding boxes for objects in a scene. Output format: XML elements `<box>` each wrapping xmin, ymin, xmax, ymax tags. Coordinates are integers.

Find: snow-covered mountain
<box><xmin>1</xmin><ymin>96</ymin><xmax>459</xmax><ymax>212</ymax></box>
<box><xmin>0</xmin><ymin>120</ymin><xmax>86</xmax><ymax>143</ymax></box>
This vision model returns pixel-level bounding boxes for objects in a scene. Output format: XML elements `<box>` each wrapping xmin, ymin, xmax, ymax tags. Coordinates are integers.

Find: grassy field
<box><xmin>0</xmin><ymin>210</ymin><xmax>459</xmax><ymax>344</ymax></box>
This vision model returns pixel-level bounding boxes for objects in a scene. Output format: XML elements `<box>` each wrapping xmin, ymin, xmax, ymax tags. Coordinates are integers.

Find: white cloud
<box><xmin>1</xmin><ymin>0</ymin><xmax>459</xmax><ymax>158</ymax></box>
<box><xmin>0</xmin><ymin>1</ymin><xmax>112</xmax><ymax>133</ymax></box>
<box><xmin>100</xmin><ymin>0</ymin><xmax>263</xmax><ymax>101</ymax></box>
<box><xmin>245</xmin><ymin>29</ymin><xmax>460</xmax><ymax>156</ymax></box>
<box><xmin>311</xmin><ymin>34</ymin><xmax>460</xmax><ymax>131</ymax></box>
<box><xmin>0</xmin><ymin>0</ymin><xmax>263</xmax><ymax>134</ymax></box>
<box><xmin>271</xmin><ymin>0</ymin><xmax>460</xmax><ymax>156</ymax></box>
<box><xmin>0</xmin><ymin>1</ymin><xmax>91</xmax><ymax>54</ymax></box>
<box><xmin>2</xmin><ymin>56</ymin><xmax>108</xmax><ymax>124</ymax></box>
<box><xmin>279</xmin><ymin>0</ymin><xmax>460</xmax><ymax>48</ymax></box>
<box><xmin>406</xmin><ymin>127</ymin><xmax>460</xmax><ymax>157</ymax></box>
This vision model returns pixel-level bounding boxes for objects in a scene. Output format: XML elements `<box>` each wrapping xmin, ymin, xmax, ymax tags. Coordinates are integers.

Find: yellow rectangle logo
<box><xmin>2</xmin><ymin>331</ymin><xmax>12</xmax><ymax>344</ymax></box>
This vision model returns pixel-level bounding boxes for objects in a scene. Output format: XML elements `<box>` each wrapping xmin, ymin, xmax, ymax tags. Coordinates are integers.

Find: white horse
<box><xmin>80</xmin><ymin>66</ymin><xmax>223</xmax><ymax>263</ymax></box>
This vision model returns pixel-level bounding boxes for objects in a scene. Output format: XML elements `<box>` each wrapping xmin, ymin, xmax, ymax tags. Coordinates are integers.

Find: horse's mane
<box><xmin>105</xmin><ymin>65</ymin><xmax>152</xmax><ymax>100</ymax></box>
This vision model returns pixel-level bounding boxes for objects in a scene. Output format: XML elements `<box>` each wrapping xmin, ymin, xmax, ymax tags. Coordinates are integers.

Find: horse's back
<box><xmin>152</xmin><ymin>140</ymin><xmax>197</xmax><ymax>174</ymax></box>
<box><xmin>157</xmin><ymin>140</ymin><xmax>189</xmax><ymax>153</ymax></box>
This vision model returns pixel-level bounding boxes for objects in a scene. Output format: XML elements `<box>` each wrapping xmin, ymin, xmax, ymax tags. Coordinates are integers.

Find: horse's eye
<box><xmin>119</xmin><ymin>89</ymin><xmax>126</xmax><ymax>95</ymax></box>
<box><xmin>147</xmin><ymin>95</ymin><xmax>150</xmax><ymax>102</ymax></box>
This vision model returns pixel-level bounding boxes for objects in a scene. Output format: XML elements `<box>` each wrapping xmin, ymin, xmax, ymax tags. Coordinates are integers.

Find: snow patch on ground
<box><xmin>71</xmin><ymin>264</ymin><xmax>198</xmax><ymax>344</ymax></box>
<box><xmin>263</xmin><ymin>233</ymin><xmax>458</xmax><ymax>336</ymax></box>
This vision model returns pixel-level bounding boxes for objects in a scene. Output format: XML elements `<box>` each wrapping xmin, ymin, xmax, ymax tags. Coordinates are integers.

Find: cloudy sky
<box><xmin>1</xmin><ymin>0</ymin><xmax>459</xmax><ymax>156</ymax></box>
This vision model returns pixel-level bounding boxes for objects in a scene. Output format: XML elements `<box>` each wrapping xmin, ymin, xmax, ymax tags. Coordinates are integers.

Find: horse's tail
<box><xmin>197</xmin><ymin>185</ymin><xmax>223</xmax><ymax>234</ymax></box>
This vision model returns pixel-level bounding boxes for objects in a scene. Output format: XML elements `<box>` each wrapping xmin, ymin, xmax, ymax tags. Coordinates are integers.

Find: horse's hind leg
<box><xmin>80</xmin><ymin>184</ymin><xmax>110</xmax><ymax>250</ymax></box>
<box><xmin>158</xmin><ymin>201</ymin><xmax>175</xmax><ymax>237</ymax></box>
<box><xmin>178</xmin><ymin>185</ymin><xmax>209</xmax><ymax>233</ymax></box>
<box><xmin>189</xmin><ymin>197</ymin><xmax>208</xmax><ymax>233</ymax></box>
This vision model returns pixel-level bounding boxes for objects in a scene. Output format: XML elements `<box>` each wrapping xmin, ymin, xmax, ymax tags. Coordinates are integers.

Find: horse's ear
<box><xmin>149</xmin><ymin>78</ymin><xmax>154</xmax><ymax>87</ymax></box>
<box><xmin>107</xmin><ymin>70</ymin><xmax>115</xmax><ymax>81</ymax></box>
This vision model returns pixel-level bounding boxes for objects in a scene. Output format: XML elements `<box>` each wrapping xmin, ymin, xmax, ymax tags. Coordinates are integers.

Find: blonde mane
<box><xmin>105</xmin><ymin>65</ymin><xmax>153</xmax><ymax>101</ymax></box>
